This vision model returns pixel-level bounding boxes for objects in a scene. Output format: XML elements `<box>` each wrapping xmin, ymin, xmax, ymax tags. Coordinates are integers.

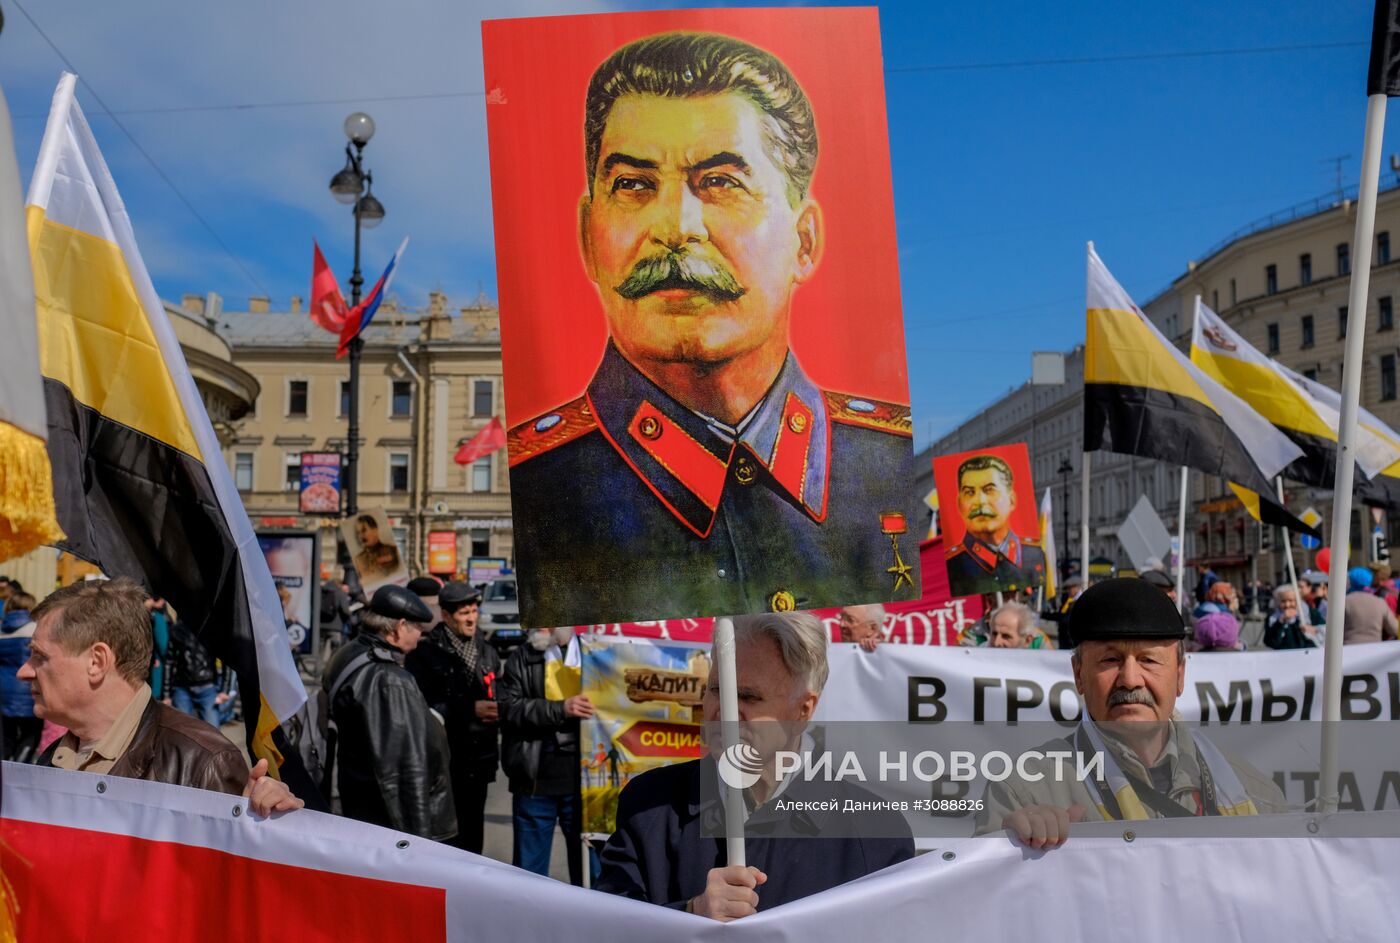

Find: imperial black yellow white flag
<box><xmin>1190</xmin><ymin>299</ymin><xmax>1400</xmax><ymax>486</ymax></box>
<box><xmin>0</xmin><ymin>80</ymin><xmax>63</xmax><ymax>562</ymax></box>
<box><xmin>1084</xmin><ymin>245</ymin><xmax>1316</xmax><ymax>534</ymax></box>
<box><xmin>26</xmin><ymin>74</ymin><xmax>307</xmax><ymax>776</ymax></box>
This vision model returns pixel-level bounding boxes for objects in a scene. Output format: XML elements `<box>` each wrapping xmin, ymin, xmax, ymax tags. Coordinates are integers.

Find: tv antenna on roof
<box><xmin>1320</xmin><ymin>154</ymin><xmax>1351</xmax><ymax>204</ymax></box>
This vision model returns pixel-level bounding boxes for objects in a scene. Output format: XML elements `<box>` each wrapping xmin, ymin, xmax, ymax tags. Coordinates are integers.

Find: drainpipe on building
<box><xmin>396</xmin><ymin>347</ymin><xmax>424</xmax><ymax>574</ymax></box>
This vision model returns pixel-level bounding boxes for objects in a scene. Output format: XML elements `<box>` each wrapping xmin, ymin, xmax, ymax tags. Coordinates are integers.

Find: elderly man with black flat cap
<box><xmin>406</xmin><ymin>581</ymin><xmax>502</xmax><ymax>853</ymax></box>
<box><xmin>973</xmin><ymin>578</ymin><xmax>1286</xmax><ymax>846</ymax></box>
<box><xmin>324</xmin><ymin>584</ymin><xmax>457</xmax><ymax>841</ymax></box>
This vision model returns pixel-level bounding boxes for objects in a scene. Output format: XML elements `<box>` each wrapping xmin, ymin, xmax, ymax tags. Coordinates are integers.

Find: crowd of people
<box><xmin>0</xmin><ymin>558</ymin><xmax>1396</xmax><ymax>920</ymax></box>
<box><xmin>887</xmin><ymin>559</ymin><xmax>1400</xmax><ymax>656</ymax></box>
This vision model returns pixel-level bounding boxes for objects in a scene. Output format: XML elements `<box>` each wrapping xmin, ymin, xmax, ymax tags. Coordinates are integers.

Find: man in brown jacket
<box><xmin>22</xmin><ymin>578</ymin><xmax>300</xmax><ymax>815</ymax></box>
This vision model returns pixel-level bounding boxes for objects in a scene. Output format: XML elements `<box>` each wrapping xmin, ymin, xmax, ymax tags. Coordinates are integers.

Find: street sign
<box><xmin>1299</xmin><ymin>507</ymin><xmax>1322</xmax><ymax>550</ymax></box>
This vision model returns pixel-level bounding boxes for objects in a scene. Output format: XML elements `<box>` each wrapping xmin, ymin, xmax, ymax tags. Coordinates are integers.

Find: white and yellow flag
<box><xmin>1038</xmin><ymin>487</ymin><xmax>1057</xmax><ymax>600</ymax></box>
<box><xmin>1191</xmin><ymin>298</ymin><xmax>1400</xmax><ymax>482</ymax></box>
<box><xmin>0</xmin><ymin>81</ymin><xmax>63</xmax><ymax>562</ymax></box>
<box><xmin>27</xmin><ymin>73</ymin><xmax>306</xmax><ymax>774</ymax></box>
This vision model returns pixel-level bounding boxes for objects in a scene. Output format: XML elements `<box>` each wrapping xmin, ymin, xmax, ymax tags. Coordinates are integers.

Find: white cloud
<box><xmin>1</xmin><ymin>0</ymin><xmax>622</xmax><ymax>308</ymax></box>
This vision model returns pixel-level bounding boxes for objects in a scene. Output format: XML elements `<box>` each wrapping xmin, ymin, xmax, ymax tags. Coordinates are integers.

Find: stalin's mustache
<box><xmin>614</xmin><ymin>251</ymin><xmax>747</xmax><ymax>302</ymax></box>
<box><xmin>966</xmin><ymin>507</ymin><xmax>1000</xmax><ymax>520</ymax></box>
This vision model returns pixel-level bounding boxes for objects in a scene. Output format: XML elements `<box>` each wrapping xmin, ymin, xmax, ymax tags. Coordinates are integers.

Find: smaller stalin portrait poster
<box><xmin>482</xmin><ymin>7</ymin><xmax>919</xmax><ymax>627</ymax></box>
<box><xmin>932</xmin><ymin>444</ymin><xmax>1046</xmax><ymax>600</ymax></box>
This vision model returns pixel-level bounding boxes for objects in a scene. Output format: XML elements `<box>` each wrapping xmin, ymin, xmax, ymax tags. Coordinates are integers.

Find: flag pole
<box><xmin>1276</xmin><ymin>477</ymin><xmax>1301</xmax><ymax>595</ymax></box>
<box><xmin>1320</xmin><ymin>89</ymin><xmax>1388</xmax><ymax>813</ymax></box>
<box><xmin>1176</xmin><ymin>466</ymin><xmax>1190</xmax><ymax>609</ymax></box>
<box><xmin>713</xmin><ymin>616</ymin><xmax>746</xmax><ymax>865</ymax></box>
<box><xmin>1080</xmin><ymin>452</ymin><xmax>1092</xmax><ymax>588</ymax></box>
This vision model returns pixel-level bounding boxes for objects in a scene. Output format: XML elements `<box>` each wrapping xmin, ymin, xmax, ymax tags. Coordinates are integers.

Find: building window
<box><xmin>1301</xmin><ymin>314</ymin><xmax>1314</xmax><ymax>349</ymax></box>
<box><xmin>1384</xmin><ymin>355</ymin><xmax>1398</xmax><ymax>402</ymax></box>
<box><xmin>287</xmin><ymin>379</ymin><xmax>308</xmax><ymax>417</ymax></box>
<box><xmin>1212</xmin><ymin>289</ymin><xmax>1219</xmax><ymax>311</ymax></box>
<box><xmin>1339</xmin><ymin>306</ymin><xmax>1349</xmax><ymax>338</ymax></box>
<box><xmin>471</xmin><ymin>455</ymin><xmax>492</xmax><ymax>493</ymax></box>
<box><xmin>1299</xmin><ymin>253</ymin><xmax>1311</xmax><ymax>286</ymax></box>
<box><xmin>284</xmin><ymin>453</ymin><xmax>301</xmax><ymax>492</ymax></box>
<box><xmin>340</xmin><ymin>380</ymin><xmax>352</xmax><ymax>418</ymax></box>
<box><xmin>391</xmin><ymin>380</ymin><xmax>412</xmax><ymax>418</ymax></box>
<box><xmin>1303</xmin><ymin>367</ymin><xmax>1318</xmax><ymax>380</ymax></box>
<box><xmin>1266</xmin><ymin>323</ymin><xmax>1280</xmax><ymax>354</ymax></box>
<box><xmin>393</xmin><ymin>527</ymin><xmax>409</xmax><ymax>551</ymax></box>
<box><xmin>1381</xmin><ymin>296</ymin><xmax>1394</xmax><ymax>332</ymax></box>
<box><xmin>470</xmin><ymin>528</ymin><xmax>490</xmax><ymax>558</ymax></box>
<box><xmin>473</xmin><ymin>380</ymin><xmax>493</xmax><ymax>418</ymax></box>
<box><xmin>389</xmin><ymin>453</ymin><xmax>410</xmax><ymax>493</ymax></box>
<box><xmin>1265</xmin><ymin>264</ymin><xmax>1277</xmax><ymax>295</ymax></box>
<box><xmin>1380</xmin><ymin>231</ymin><xmax>1391</xmax><ymax>265</ymax></box>
<box><xmin>1230</xmin><ymin>278</ymin><xmax>1237</xmax><ymax>305</ymax></box>
<box><xmin>1338</xmin><ymin>242</ymin><xmax>1351</xmax><ymax>276</ymax></box>
<box><xmin>234</xmin><ymin>452</ymin><xmax>254</xmax><ymax>492</ymax></box>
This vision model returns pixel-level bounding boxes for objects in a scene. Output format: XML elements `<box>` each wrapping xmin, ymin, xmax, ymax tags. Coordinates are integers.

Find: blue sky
<box><xmin>0</xmin><ymin>0</ymin><xmax>1388</xmax><ymax>447</ymax></box>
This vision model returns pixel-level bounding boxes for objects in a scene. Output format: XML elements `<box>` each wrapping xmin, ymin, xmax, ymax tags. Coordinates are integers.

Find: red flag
<box><xmin>454</xmin><ymin>417</ymin><xmax>507</xmax><ymax>465</ymax></box>
<box><xmin>310</xmin><ymin>240</ymin><xmax>349</xmax><ymax>334</ymax></box>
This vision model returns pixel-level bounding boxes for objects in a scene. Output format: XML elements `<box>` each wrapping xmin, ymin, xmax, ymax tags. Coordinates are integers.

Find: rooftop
<box><xmin>174</xmin><ymin>301</ymin><xmax>501</xmax><ymax>350</ymax></box>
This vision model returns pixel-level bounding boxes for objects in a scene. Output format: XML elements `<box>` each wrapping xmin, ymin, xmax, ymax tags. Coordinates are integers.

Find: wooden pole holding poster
<box><xmin>1276</xmin><ymin>477</ymin><xmax>1300</xmax><ymax>597</ymax></box>
<box><xmin>712</xmin><ymin>617</ymin><xmax>745</xmax><ymax>866</ymax></box>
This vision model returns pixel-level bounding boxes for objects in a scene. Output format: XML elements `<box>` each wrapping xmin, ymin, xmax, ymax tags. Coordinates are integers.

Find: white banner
<box><xmin>3</xmin><ymin>762</ymin><xmax>1398</xmax><ymax>940</ymax></box>
<box><xmin>816</xmin><ymin>642</ymin><xmax>1400</xmax><ymax>724</ymax></box>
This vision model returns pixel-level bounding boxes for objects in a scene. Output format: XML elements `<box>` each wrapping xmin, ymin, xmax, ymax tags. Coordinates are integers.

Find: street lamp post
<box><xmin>329</xmin><ymin>112</ymin><xmax>386</xmax><ymax>520</ymax></box>
<box><xmin>1058</xmin><ymin>458</ymin><xmax>1074</xmax><ymax>595</ymax></box>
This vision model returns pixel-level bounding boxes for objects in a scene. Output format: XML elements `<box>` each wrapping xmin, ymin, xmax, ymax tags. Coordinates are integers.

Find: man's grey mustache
<box><xmin>1107</xmin><ymin>687</ymin><xmax>1157</xmax><ymax>708</ymax></box>
<box><xmin>614</xmin><ymin>252</ymin><xmax>746</xmax><ymax>301</ymax></box>
<box><xmin>967</xmin><ymin>507</ymin><xmax>1000</xmax><ymax>519</ymax></box>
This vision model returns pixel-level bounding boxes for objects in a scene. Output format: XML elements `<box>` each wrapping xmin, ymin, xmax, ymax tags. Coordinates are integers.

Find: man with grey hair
<box><xmin>324</xmin><ymin>584</ymin><xmax>456</xmax><ymax>840</ymax></box>
<box><xmin>507</xmin><ymin>30</ymin><xmax>920</xmax><ymax>627</ymax></box>
<box><xmin>838</xmin><ymin>603</ymin><xmax>886</xmax><ymax>652</ymax></box>
<box><xmin>596</xmin><ymin>612</ymin><xmax>912</xmax><ymax>920</ymax></box>
<box><xmin>987</xmin><ymin>601</ymin><xmax>1050</xmax><ymax>649</ymax></box>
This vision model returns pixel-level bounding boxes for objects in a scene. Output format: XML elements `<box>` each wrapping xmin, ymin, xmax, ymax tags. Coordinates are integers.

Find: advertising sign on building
<box><xmin>427</xmin><ymin>531</ymin><xmax>457</xmax><ymax>576</ymax></box>
<box><xmin>298</xmin><ymin>452</ymin><xmax>341</xmax><ymax>515</ymax></box>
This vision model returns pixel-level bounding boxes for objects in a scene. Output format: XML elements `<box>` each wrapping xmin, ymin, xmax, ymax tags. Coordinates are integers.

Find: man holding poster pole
<box><xmin>596</xmin><ymin>613</ymin><xmax>912</xmax><ymax>919</ymax></box>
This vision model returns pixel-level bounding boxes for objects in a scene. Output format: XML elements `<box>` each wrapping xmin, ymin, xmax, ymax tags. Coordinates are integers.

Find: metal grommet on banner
<box><xmin>941</xmin><ymin>851</ymin><xmax>956</xmax><ymax>861</ymax></box>
<box><xmin>1123</xmin><ymin>830</ymin><xmax>1136</xmax><ymax>842</ymax></box>
<box><xmin>1307</xmin><ymin>820</ymin><xmax>1320</xmax><ymax>834</ymax></box>
<box><xmin>396</xmin><ymin>839</ymin><xmax>410</xmax><ymax>850</ymax></box>
<box><xmin>232</xmin><ymin>805</ymin><xmax>243</xmax><ymax>818</ymax></box>
<box><xmin>96</xmin><ymin>780</ymin><xmax>107</xmax><ymax>794</ymax></box>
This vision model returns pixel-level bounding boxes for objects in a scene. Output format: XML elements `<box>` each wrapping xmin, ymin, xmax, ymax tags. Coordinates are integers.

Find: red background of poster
<box><xmin>482</xmin><ymin>7</ymin><xmax>909</xmax><ymax>425</ymax></box>
<box><xmin>930</xmin><ymin>443</ymin><xmax>1040</xmax><ymax>550</ymax></box>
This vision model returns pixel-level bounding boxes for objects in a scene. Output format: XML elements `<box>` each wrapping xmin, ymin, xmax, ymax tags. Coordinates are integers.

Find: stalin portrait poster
<box><xmin>932</xmin><ymin>443</ymin><xmax>1046</xmax><ymax>599</ymax></box>
<box><xmin>482</xmin><ymin>8</ymin><xmax>919</xmax><ymax>627</ymax></box>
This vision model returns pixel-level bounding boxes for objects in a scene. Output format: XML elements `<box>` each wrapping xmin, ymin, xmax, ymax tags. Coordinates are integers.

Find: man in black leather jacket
<box><xmin>324</xmin><ymin>585</ymin><xmax>456</xmax><ymax>841</ymax></box>
<box><xmin>405</xmin><ymin>581</ymin><xmax>501</xmax><ymax>854</ymax></box>
<box><xmin>499</xmin><ymin>626</ymin><xmax>594</xmax><ymax>884</ymax></box>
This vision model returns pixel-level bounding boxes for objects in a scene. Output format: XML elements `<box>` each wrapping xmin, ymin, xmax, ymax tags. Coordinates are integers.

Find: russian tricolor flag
<box><xmin>337</xmin><ymin>237</ymin><xmax>409</xmax><ymax>358</ymax></box>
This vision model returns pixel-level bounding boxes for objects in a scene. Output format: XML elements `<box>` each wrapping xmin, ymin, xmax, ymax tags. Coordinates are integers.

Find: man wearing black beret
<box><xmin>406</xmin><ymin>581</ymin><xmax>502</xmax><ymax>854</ymax></box>
<box><xmin>973</xmin><ymin>578</ymin><xmax>1285</xmax><ymax>845</ymax></box>
<box><xmin>324</xmin><ymin>584</ymin><xmax>457</xmax><ymax>841</ymax></box>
